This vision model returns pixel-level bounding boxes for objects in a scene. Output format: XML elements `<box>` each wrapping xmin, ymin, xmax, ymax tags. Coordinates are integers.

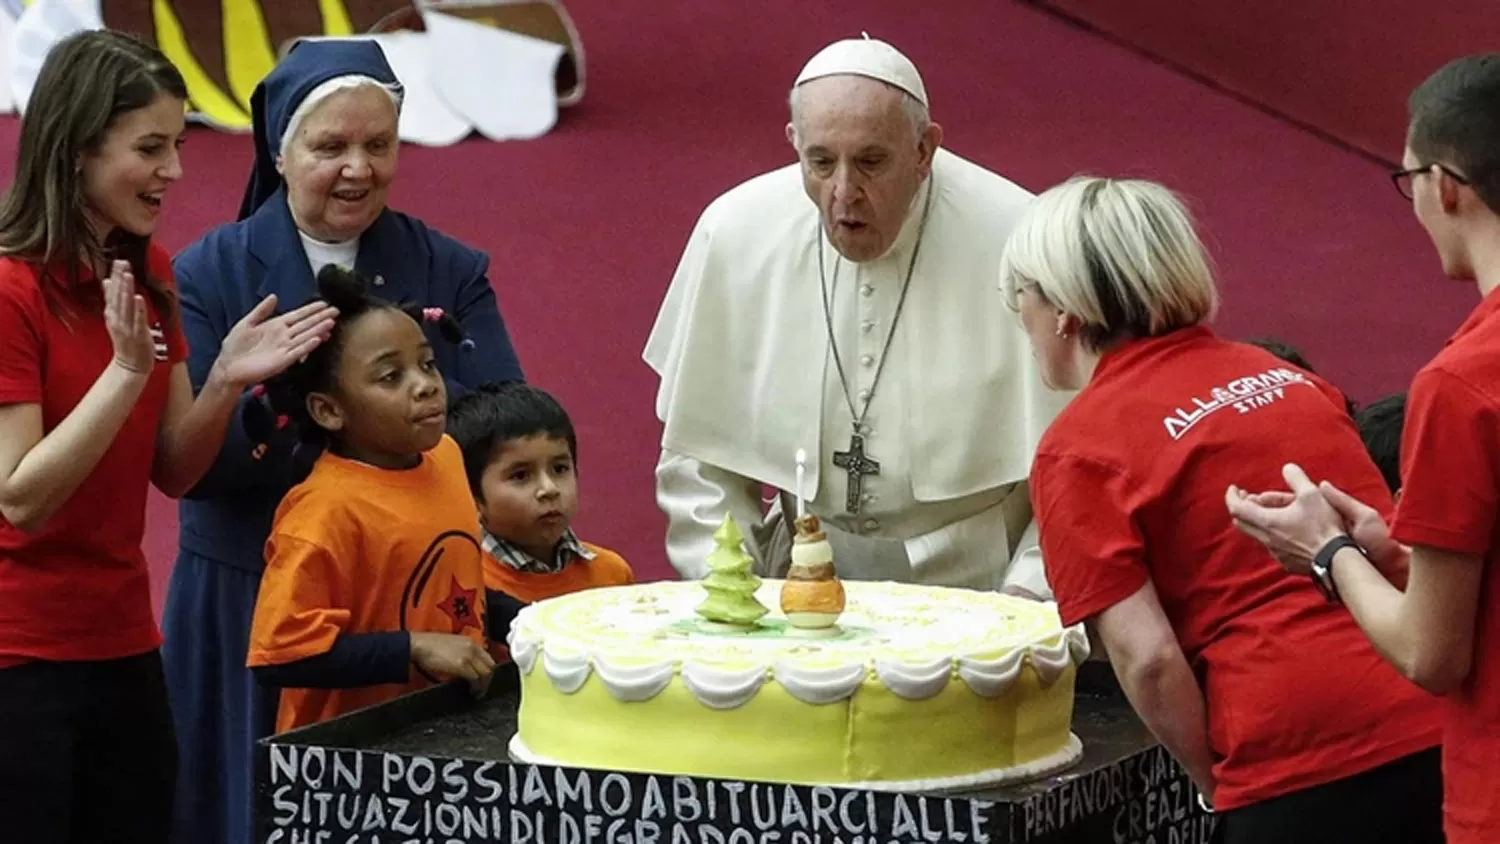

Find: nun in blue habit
<box><xmin>159</xmin><ymin>39</ymin><xmax>524</xmax><ymax>844</ymax></box>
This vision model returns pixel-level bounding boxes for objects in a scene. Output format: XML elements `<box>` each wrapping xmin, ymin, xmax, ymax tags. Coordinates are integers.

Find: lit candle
<box><xmin>795</xmin><ymin>448</ymin><xmax>807</xmax><ymax>519</ymax></box>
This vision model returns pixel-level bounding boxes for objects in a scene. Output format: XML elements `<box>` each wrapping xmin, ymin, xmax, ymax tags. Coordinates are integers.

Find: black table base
<box><xmin>256</xmin><ymin>662</ymin><xmax>1218</xmax><ymax>843</ymax></box>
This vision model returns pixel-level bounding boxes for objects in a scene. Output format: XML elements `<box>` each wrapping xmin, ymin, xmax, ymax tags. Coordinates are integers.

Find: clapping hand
<box><xmin>212</xmin><ymin>294</ymin><xmax>338</xmax><ymax>389</ymax></box>
<box><xmin>103</xmin><ymin>260</ymin><xmax>155</xmax><ymax>375</ymax></box>
<box><xmin>1317</xmin><ymin>481</ymin><xmax>1405</xmax><ymax>568</ymax></box>
<box><xmin>1225</xmin><ymin>464</ymin><xmax>1352</xmax><ymax>575</ymax></box>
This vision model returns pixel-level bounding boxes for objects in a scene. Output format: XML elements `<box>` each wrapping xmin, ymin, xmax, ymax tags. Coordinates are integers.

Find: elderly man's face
<box><xmin>278</xmin><ymin>85</ymin><xmax>398</xmax><ymax>243</ymax></box>
<box><xmin>788</xmin><ymin>76</ymin><xmax>941</xmax><ymax>263</ymax></box>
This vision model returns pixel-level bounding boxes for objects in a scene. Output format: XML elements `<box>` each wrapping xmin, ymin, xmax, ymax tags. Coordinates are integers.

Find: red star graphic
<box><xmin>436</xmin><ymin>577</ymin><xmax>481</xmax><ymax>634</ymax></box>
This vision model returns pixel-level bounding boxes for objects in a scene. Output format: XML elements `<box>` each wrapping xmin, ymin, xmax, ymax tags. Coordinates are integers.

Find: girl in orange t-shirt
<box><xmin>247</xmin><ymin>265</ymin><xmax>520</xmax><ymax>733</ymax></box>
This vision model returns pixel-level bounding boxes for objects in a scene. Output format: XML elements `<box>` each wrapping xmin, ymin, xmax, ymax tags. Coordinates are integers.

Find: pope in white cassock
<box><xmin>642</xmin><ymin>35</ymin><xmax>1071</xmax><ymax>595</ymax></box>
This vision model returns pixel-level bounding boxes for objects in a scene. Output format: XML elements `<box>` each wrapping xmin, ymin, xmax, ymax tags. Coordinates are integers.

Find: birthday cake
<box><xmin>507</xmin><ymin>515</ymin><xmax>1088</xmax><ymax>790</ymax></box>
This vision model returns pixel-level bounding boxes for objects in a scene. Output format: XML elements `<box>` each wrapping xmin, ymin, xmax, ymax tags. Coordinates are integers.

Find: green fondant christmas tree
<box><xmin>696</xmin><ymin>514</ymin><xmax>769</xmax><ymax>628</ymax></box>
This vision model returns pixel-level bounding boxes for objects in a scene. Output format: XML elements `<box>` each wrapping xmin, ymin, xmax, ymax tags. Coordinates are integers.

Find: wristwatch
<box><xmin>1311</xmin><ymin>535</ymin><xmax>1360</xmax><ymax>602</ymax></box>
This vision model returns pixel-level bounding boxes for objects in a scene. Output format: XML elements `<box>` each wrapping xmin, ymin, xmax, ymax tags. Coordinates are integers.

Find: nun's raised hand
<box><xmin>213</xmin><ymin>294</ymin><xmax>338</xmax><ymax>388</ymax></box>
<box><xmin>1225</xmin><ymin>464</ymin><xmax>1347</xmax><ymax>576</ymax></box>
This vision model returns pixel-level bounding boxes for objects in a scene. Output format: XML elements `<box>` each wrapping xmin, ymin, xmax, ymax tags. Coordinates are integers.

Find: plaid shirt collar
<box><xmin>482</xmin><ymin>528</ymin><xmax>594</xmax><ymax>575</ymax></box>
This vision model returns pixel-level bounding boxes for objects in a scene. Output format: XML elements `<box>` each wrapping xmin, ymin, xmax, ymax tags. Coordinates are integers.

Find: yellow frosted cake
<box><xmin>506</xmin><ymin>578</ymin><xmax>1089</xmax><ymax>790</ymax></box>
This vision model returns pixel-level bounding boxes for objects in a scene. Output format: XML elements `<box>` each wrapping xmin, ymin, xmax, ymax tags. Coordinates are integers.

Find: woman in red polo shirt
<box><xmin>1001</xmin><ymin>175</ymin><xmax>1443</xmax><ymax>843</ymax></box>
<box><xmin>0</xmin><ymin>31</ymin><xmax>333</xmax><ymax>842</ymax></box>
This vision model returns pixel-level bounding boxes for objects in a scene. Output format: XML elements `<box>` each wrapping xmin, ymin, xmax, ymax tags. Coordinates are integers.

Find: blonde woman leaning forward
<box><xmin>1001</xmin><ymin>176</ymin><xmax>1440</xmax><ymax>844</ymax></box>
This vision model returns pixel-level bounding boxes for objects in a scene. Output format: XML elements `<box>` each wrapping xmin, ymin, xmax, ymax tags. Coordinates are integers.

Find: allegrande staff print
<box><xmin>1163</xmin><ymin>366</ymin><xmax>1316</xmax><ymax>441</ymax></box>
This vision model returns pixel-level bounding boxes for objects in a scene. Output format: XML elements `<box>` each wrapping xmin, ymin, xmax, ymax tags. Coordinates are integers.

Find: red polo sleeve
<box><xmin>1391</xmin><ymin>367</ymin><xmax>1500</xmax><ymax>555</ymax></box>
<box><xmin>1030</xmin><ymin>452</ymin><xmax>1150</xmax><ymax>626</ymax></box>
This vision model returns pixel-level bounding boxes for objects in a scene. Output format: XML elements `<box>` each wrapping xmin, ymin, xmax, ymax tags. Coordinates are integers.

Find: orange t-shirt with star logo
<box><xmin>248</xmin><ymin>434</ymin><xmax>488</xmax><ymax>733</ymax></box>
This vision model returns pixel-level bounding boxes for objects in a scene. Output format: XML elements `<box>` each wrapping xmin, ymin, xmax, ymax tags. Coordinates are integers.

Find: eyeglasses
<box><xmin>1002</xmin><ymin>280</ymin><xmax>1038</xmax><ymax>313</ymax></box>
<box><xmin>1390</xmin><ymin>163</ymin><xmax>1470</xmax><ymax>200</ymax></box>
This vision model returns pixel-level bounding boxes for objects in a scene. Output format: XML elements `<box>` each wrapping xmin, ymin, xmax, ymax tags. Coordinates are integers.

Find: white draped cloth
<box><xmin>643</xmin><ymin>148</ymin><xmax>1073</xmax><ymax>594</ymax></box>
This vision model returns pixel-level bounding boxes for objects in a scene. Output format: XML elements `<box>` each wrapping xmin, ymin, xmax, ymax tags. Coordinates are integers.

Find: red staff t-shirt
<box><xmin>0</xmin><ymin>247</ymin><xmax>187</xmax><ymax>665</ymax></box>
<box><xmin>1390</xmin><ymin>288</ymin><xmax>1500</xmax><ymax>844</ymax></box>
<box><xmin>1030</xmin><ymin>326</ymin><xmax>1440</xmax><ymax>811</ymax></box>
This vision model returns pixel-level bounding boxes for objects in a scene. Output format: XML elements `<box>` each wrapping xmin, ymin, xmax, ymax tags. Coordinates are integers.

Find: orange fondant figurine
<box><xmin>780</xmin><ymin>514</ymin><xmax>846</xmax><ymax>629</ymax></box>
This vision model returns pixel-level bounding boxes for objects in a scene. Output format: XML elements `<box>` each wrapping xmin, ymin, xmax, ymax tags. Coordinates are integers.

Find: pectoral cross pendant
<box><xmin>832</xmin><ymin>433</ymin><xmax>880</xmax><ymax>515</ymax></box>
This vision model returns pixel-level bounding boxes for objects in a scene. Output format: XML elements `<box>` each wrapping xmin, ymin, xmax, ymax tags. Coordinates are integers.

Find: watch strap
<box><xmin>1311</xmin><ymin>535</ymin><xmax>1359</xmax><ymax>602</ymax></box>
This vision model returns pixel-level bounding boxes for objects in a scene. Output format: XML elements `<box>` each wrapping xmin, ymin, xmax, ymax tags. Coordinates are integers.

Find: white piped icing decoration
<box><xmin>1068</xmin><ymin>625</ymin><xmax>1091</xmax><ymax>663</ymax></box>
<box><xmin>791</xmin><ymin>540</ymin><xmax>834</xmax><ymax>567</ymax></box>
<box><xmin>785</xmin><ymin>612</ymin><xmax>839</xmax><ymax>630</ymax></box>
<box><xmin>593</xmin><ymin>658</ymin><xmax>677</xmax><ymax>702</ymax></box>
<box><xmin>1028</xmin><ymin>633</ymin><xmax>1078</xmax><ymax>688</ymax></box>
<box><xmin>957</xmin><ymin>649</ymin><xmax>1027</xmax><ymax>698</ymax></box>
<box><xmin>875</xmin><ymin>656</ymin><xmax>952</xmax><ymax>700</ymax></box>
<box><xmin>509</xmin><ymin>631</ymin><xmax>541</xmax><ymax>676</ymax></box>
<box><xmin>542</xmin><ymin>648</ymin><xmax>592</xmax><ymax>694</ymax></box>
<box><xmin>773</xmin><ymin>659</ymin><xmax>867</xmax><ymax>704</ymax></box>
<box><xmin>509</xmin><ymin>581</ymin><xmax>1093</xmax><ymax>710</ymax></box>
<box><xmin>681</xmin><ymin>662</ymin><xmax>768</xmax><ymax>710</ymax></box>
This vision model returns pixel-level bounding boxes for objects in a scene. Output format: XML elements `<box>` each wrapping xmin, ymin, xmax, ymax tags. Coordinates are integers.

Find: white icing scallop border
<box><xmin>593</xmin><ymin>658</ymin><xmax>676</xmax><ymax>702</ymax></box>
<box><xmin>681</xmin><ymin>662</ymin><xmax>768</xmax><ymax>709</ymax></box>
<box><xmin>509</xmin><ymin>602</ymin><xmax>1092</xmax><ymax>710</ymax></box>
<box><xmin>508</xmin><ymin>732</ymin><xmax>1085</xmax><ymax>793</ymax></box>
<box><xmin>875</xmin><ymin>656</ymin><xmax>952</xmax><ymax>700</ymax></box>
<box><xmin>774</xmin><ymin>659</ymin><xmax>866</xmax><ymax>705</ymax></box>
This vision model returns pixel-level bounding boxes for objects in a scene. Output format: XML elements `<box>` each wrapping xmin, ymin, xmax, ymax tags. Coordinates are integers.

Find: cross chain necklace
<box><xmin>817</xmin><ymin>176</ymin><xmax>934</xmax><ymax>516</ymax></box>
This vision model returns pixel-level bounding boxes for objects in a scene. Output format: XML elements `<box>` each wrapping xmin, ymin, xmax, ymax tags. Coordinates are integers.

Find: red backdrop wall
<box><xmin>1031</xmin><ymin>0</ymin><xmax>1500</xmax><ymax>164</ymax></box>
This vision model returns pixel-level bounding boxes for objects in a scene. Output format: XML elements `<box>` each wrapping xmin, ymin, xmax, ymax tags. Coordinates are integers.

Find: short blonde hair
<box><xmin>999</xmin><ymin>176</ymin><xmax>1218</xmax><ymax>351</ymax></box>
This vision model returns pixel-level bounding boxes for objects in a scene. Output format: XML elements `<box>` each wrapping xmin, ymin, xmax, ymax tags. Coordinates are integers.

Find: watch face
<box><xmin>1311</xmin><ymin>563</ymin><xmax>1336</xmax><ymax>600</ymax></box>
<box><xmin>1310</xmin><ymin>536</ymin><xmax>1354</xmax><ymax>603</ymax></box>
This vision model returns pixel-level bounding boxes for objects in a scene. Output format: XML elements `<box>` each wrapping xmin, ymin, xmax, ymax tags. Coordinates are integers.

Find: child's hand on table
<box><xmin>410</xmin><ymin>632</ymin><xmax>496</xmax><ymax>697</ymax></box>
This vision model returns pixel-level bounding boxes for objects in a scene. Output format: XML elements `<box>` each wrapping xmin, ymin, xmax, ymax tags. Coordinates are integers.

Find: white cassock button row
<box><xmin>858</xmin><ymin>389</ymin><xmax>871</xmax><ymax>401</ymax></box>
<box><xmin>860</xmin><ymin>354</ymin><xmax>874</xmax><ymax>366</ymax></box>
<box><xmin>861</xmin><ymin>321</ymin><xmax>875</xmax><ymax>333</ymax></box>
<box><xmin>861</xmin><ymin>285</ymin><xmax>874</xmax><ymax>297</ymax></box>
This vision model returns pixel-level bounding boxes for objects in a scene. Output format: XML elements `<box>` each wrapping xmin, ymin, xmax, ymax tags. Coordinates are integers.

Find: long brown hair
<box><xmin>0</xmin><ymin>30</ymin><xmax>189</xmax><ymax>326</ymax></box>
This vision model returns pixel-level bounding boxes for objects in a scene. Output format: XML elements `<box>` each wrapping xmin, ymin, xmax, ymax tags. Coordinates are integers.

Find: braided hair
<box><xmin>245</xmin><ymin>264</ymin><xmax>471</xmax><ymax>451</ymax></box>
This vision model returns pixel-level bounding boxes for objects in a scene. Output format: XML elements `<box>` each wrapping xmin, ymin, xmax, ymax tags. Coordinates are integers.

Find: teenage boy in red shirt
<box><xmin>1229</xmin><ymin>53</ymin><xmax>1500</xmax><ymax>844</ymax></box>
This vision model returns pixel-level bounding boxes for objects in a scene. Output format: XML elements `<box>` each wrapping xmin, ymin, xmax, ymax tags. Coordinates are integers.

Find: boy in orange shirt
<box><xmin>447</xmin><ymin>383</ymin><xmax>634</xmax><ymax>605</ymax></box>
